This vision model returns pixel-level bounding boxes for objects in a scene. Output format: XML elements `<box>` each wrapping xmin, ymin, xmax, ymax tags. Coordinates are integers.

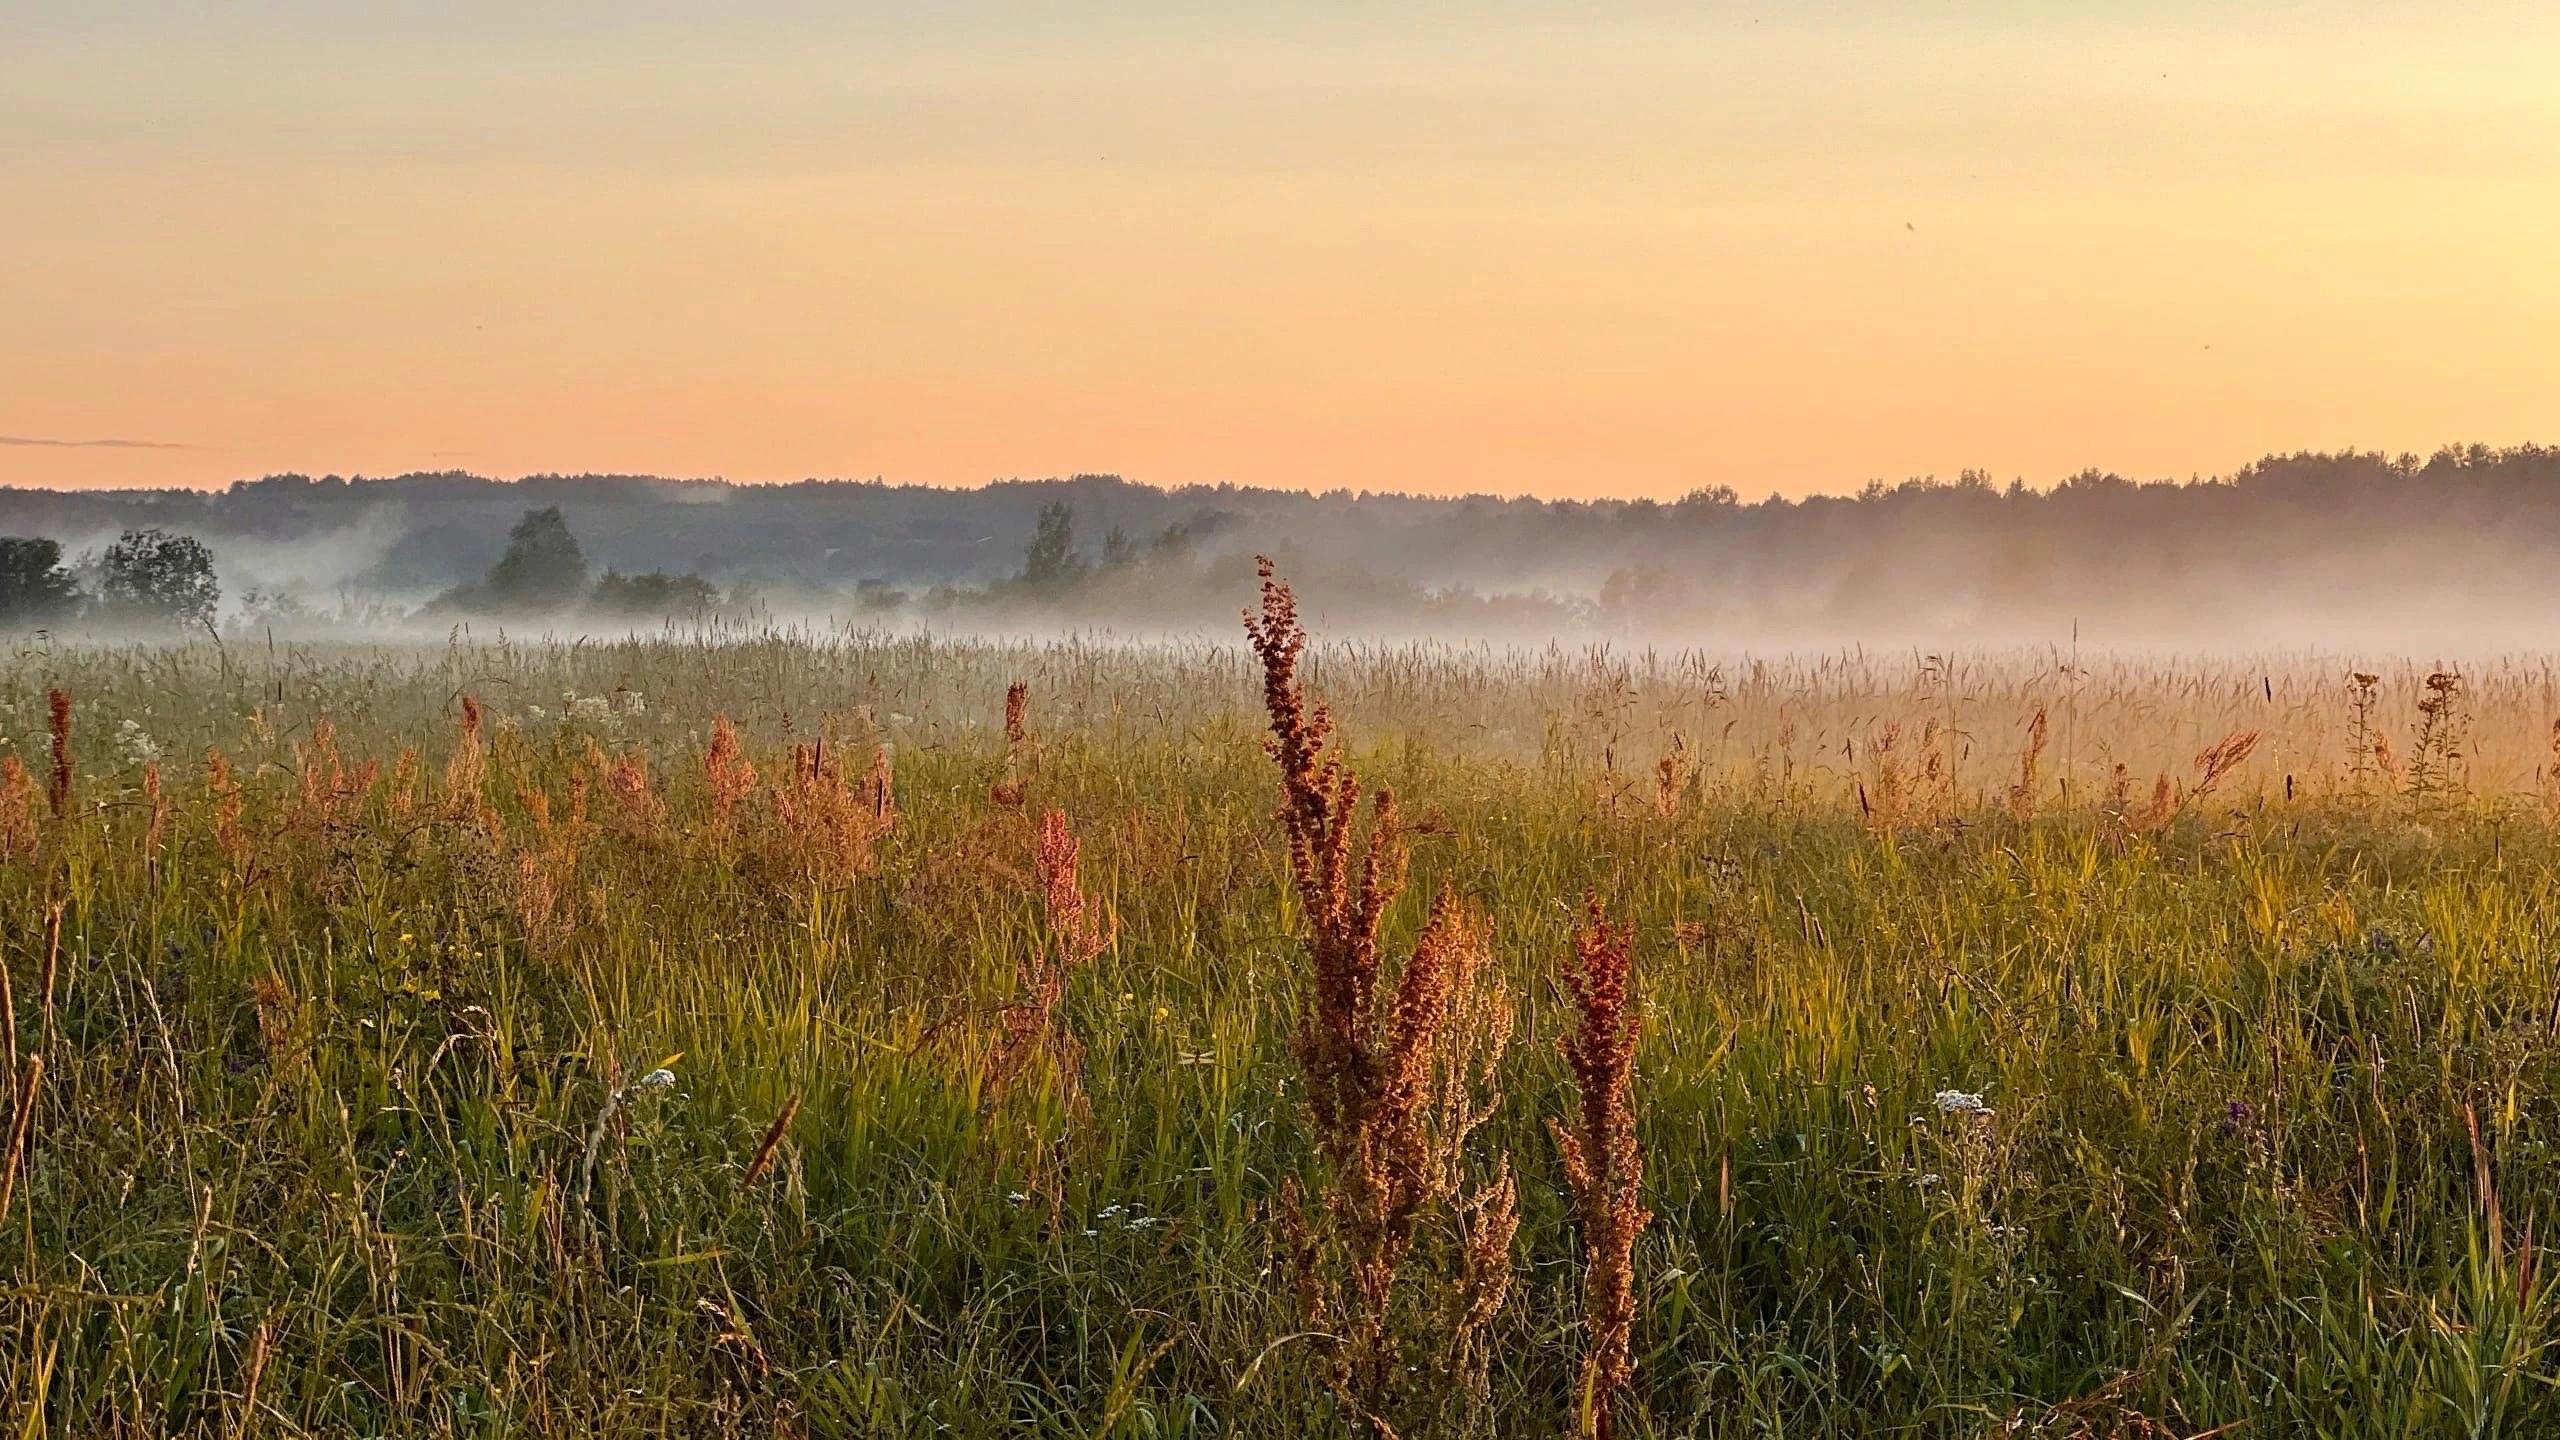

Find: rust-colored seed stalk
<box><xmin>992</xmin><ymin>807</ymin><xmax>1113</xmax><ymax>1095</ymax></box>
<box><xmin>1553</xmin><ymin>893</ymin><xmax>1650</xmax><ymax>1440</ymax></box>
<box><xmin>1247</xmin><ymin>558</ymin><xmax>1516</xmax><ymax>1435</ymax></box>
<box><xmin>47</xmin><ymin>688</ymin><xmax>72</xmax><ymax>820</ymax></box>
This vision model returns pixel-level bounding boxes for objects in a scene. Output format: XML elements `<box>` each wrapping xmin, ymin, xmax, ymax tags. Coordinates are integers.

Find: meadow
<box><xmin>5</xmin><ymin>588</ymin><xmax>2560</xmax><ymax>1437</ymax></box>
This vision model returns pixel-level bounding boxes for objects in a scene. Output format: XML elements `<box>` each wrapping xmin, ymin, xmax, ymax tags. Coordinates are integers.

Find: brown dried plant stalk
<box><xmin>0</xmin><ymin>758</ymin><xmax>34</xmax><ymax>863</ymax></box>
<box><xmin>1249</xmin><ymin>558</ymin><xmax>1518</xmax><ymax>1437</ymax></box>
<box><xmin>2007</xmin><ymin>706</ymin><xmax>2048</xmax><ymax>821</ymax></box>
<box><xmin>1653</xmin><ymin>733</ymin><xmax>1691</xmax><ymax>819</ymax></box>
<box><xmin>993</xmin><ymin>680</ymin><xmax>1034</xmax><ymax>807</ymax></box>
<box><xmin>444</xmin><ymin>696</ymin><xmax>490</xmax><ymax>826</ymax></box>
<box><xmin>46</xmin><ymin>688</ymin><xmax>72</xmax><ymax>821</ymax></box>
<box><xmin>1552</xmin><ymin>895</ymin><xmax>1651</xmax><ymax>1440</ymax></box>
<box><xmin>705</xmin><ymin>714</ymin><xmax>759</xmax><ymax>835</ymax></box>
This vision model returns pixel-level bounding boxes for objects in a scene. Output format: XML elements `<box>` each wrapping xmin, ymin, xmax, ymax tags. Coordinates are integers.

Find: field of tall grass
<box><xmin>7</xmin><ymin>589</ymin><xmax>2560</xmax><ymax>1437</ymax></box>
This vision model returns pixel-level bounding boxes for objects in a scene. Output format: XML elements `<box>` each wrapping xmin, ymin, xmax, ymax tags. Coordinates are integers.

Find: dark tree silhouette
<box><xmin>0</xmin><ymin>537</ymin><xmax>81</xmax><ymax>625</ymax></box>
<box><xmin>487</xmin><ymin>507</ymin><xmax>589</xmax><ymax>609</ymax></box>
<box><xmin>1020</xmin><ymin>501</ymin><xmax>1084</xmax><ymax>586</ymax></box>
<box><xmin>101</xmin><ymin>529</ymin><xmax>220</xmax><ymax>626</ymax></box>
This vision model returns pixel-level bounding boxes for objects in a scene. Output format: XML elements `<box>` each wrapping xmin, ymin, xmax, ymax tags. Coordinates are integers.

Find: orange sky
<box><xmin>6</xmin><ymin>4</ymin><xmax>2558</xmax><ymax>498</ymax></box>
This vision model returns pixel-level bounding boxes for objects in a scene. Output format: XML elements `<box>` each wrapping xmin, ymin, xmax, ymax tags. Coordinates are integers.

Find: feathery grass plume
<box><xmin>992</xmin><ymin>807</ymin><xmax>1113</xmax><ymax>1097</ymax></box>
<box><xmin>1552</xmin><ymin>894</ymin><xmax>1651</xmax><ymax>1440</ymax></box>
<box><xmin>46</xmin><ymin>688</ymin><xmax>72</xmax><ymax>821</ymax></box>
<box><xmin>2007</xmin><ymin>706</ymin><xmax>2048</xmax><ymax>821</ymax></box>
<box><xmin>0</xmin><ymin>758</ymin><xmax>33</xmax><ymax>863</ymax></box>
<box><xmin>2191</xmin><ymin>729</ymin><xmax>2262</xmax><ymax>802</ymax></box>
<box><xmin>1248</xmin><ymin>559</ymin><xmax>1518</xmax><ymax>1437</ymax></box>
<box><xmin>704</xmin><ymin>714</ymin><xmax>759</xmax><ymax>836</ymax></box>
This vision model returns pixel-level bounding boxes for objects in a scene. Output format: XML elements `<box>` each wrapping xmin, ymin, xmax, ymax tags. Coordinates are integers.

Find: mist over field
<box><xmin>8</xmin><ymin>443</ymin><xmax>2560</xmax><ymax>650</ymax></box>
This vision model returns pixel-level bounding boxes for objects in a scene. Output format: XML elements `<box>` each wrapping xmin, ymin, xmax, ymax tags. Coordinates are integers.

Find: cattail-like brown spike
<box><xmin>46</xmin><ymin>688</ymin><xmax>72</xmax><ymax>821</ymax></box>
<box><xmin>1553</xmin><ymin>893</ymin><xmax>1650</xmax><ymax>1440</ymax></box>
<box><xmin>739</xmin><ymin>1092</ymin><xmax>803</xmax><ymax>1193</ymax></box>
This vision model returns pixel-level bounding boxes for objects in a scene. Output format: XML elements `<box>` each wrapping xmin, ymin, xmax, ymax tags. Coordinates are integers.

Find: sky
<box><xmin>5</xmin><ymin>2</ymin><xmax>2558</xmax><ymax>498</ymax></box>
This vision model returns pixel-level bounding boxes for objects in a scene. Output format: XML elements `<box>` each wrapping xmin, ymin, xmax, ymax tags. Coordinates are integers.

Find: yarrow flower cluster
<box><xmin>116</xmin><ymin>717</ymin><xmax>162</xmax><ymax>765</ymax></box>
<box><xmin>1933</xmin><ymin>1089</ymin><xmax>1991</xmax><ymax>1116</ymax></box>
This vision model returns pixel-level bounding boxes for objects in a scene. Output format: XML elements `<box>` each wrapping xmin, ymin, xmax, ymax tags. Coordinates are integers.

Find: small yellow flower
<box><xmin>1153</xmin><ymin>1006</ymin><xmax>1171</xmax><ymax>1023</ymax></box>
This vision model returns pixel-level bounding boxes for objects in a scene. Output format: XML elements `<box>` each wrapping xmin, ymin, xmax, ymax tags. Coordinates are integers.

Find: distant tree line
<box><xmin>12</xmin><ymin>444</ymin><xmax>2560</xmax><ymax>642</ymax></box>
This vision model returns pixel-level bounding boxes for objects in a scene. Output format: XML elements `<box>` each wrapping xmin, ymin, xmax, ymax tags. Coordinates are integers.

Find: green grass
<box><xmin>4</xmin><ymin>634</ymin><xmax>2559</xmax><ymax>1436</ymax></box>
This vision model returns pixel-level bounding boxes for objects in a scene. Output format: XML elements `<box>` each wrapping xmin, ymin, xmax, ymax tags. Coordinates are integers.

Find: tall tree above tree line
<box><xmin>487</xmin><ymin>507</ymin><xmax>590</xmax><ymax>610</ymax></box>
<box><xmin>101</xmin><ymin>529</ymin><xmax>221</xmax><ymax>627</ymax></box>
<box><xmin>0</xmin><ymin>537</ymin><xmax>81</xmax><ymax>625</ymax></box>
<box><xmin>1020</xmin><ymin>501</ymin><xmax>1086</xmax><ymax>587</ymax></box>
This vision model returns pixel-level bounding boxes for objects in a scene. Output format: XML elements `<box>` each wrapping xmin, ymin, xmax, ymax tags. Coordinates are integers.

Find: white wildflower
<box><xmin>618</xmin><ymin>691</ymin><xmax>646</xmax><ymax>716</ymax></box>
<box><xmin>636</xmin><ymin>1068</ymin><xmax>677</xmax><ymax>1090</ymax></box>
<box><xmin>115</xmin><ymin>717</ymin><xmax>161</xmax><ymax>764</ymax></box>
<box><xmin>1933</xmin><ymin>1090</ymin><xmax>1990</xmax><ymax>1115</ymax></box>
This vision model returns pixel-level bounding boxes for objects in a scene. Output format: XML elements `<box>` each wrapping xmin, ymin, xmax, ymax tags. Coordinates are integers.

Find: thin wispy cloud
<box><xmin>0</xmin><ymin>434</ymin><xmax>204</xmax><ymax>450</ymax></box>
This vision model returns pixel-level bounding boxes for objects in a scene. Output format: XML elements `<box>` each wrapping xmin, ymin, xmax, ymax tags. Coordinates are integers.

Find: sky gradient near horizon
<box><xmin>6</xmin><ymin>2</ymin><xmax>2558</xmax><ymax>498</ymax></box>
